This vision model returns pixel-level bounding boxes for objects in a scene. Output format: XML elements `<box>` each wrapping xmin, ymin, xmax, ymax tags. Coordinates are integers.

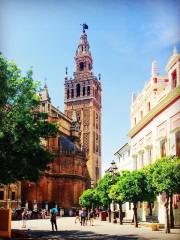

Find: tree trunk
<box><xmin>108</xmin><ymin>203</ymin><xmax>111</xmax><ymax>222</ymax></box>
<box><xmin>133</xmin><ymin>202</ymin><xmax>138</xmax><ymax>228</ymax></box>
<box><xmin>149</xmin><ymin>202</ymin><xmax>152</xmax><ymax>216</ymax></box>
<box><xmin>169</xmin><ymin>194</ymin><xmax>174</xmax><ymax>229</ymax></box>
<box><xmin>164</xmin><ymin>195</ymin><xmax>170</xmax><ymax>233</ymax></box>
<box><xmin>119</xmin><ymin>202</ymin><xmax>123</xmax><ymax>225</ymax></box>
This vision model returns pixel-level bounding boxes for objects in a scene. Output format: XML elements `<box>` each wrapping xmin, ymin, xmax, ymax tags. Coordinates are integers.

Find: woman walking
<box><xmin>21</xmin><ymin>209</ymin><xmax>27</xmax><ymax>228</ymax></box>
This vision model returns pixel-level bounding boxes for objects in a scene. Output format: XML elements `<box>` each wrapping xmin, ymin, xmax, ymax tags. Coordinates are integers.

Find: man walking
<box><xmin>50</xmin><ymin>205</ymin><xmax>58</xmax><ymax>231</ymax></box>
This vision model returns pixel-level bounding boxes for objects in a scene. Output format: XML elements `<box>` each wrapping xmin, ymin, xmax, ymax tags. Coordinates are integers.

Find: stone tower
<box><xmin>64</xmin><ymin>25</ymin><xmax>102</xmax><ymax>184</ymax></box>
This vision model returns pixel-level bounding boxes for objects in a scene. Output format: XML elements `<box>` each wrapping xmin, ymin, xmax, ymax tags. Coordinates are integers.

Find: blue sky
<box><xmin>1</xmin><ymin>0</ymin><xmax>180</xmax><ymax>173</ymax></box>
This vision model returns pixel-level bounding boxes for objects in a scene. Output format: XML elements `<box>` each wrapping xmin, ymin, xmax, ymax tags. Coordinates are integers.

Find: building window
<box><xmin>160</xmin><ymin>139</ymin><xmax>166</xmax><ymax>157</ymax></box>
<box><xmin>87</xmin><ymin>86</ymin><xmax>90</xmax><ymax>96</ymax></box>
<box><xmin>71</xmin><ymin>89</ymin><xmax>74</xmax><ymax>98</ymax></box>
<box><xmin>67</xmin><ymin>89</ymin><xmax>69</xmax><ymax>99</ymax></box>
<box><xmin>11</xmin><ymin>192</ymin><xmax>16</xmax><ymax>200</ymax></box>
<box><xmin>83</xmin><ymin>86</ymin><xmax>86</xmax><ymax>96</ymax></box>
<box><xmin>76</xmin><ymin>84</ymin><xmax>80</xmax><ymax>97</ymax></box>
<box><xmin>79</xmin><ymin>62</ymin><xmax>84</xmax><ymax>71</ymax></box>
<box><xmin>96</xmin><ymin>145</ymin><xmax>99</xmax><ymax>153</ymax></box>
<box><xmin>42</xmin><ymin>103</ymin><xmax>45</xmax><ymax>112</ymax></box>
<box><xmin>0</xmin><ymin>191</ymin><xmax>4</xmax><ymax>200</ymax></box>
<box><xmin>140</xmin><ymin>110</ymin><xmax>143</xmax><ymax>120</ymax></box>
<box><xmin>176</xmin><ymin>131</ymin><xmax>180</xmax><ymax>157</ymax></box>
<box><xmin>134</xmin><ymin>117</ymin><xmax>136</xmax><ymax>126</ymax></box>
<box><xmin>147</xmin><ymin>102</ymin><xmax>151</xmax><ymax>112</ymax></box>
<box><xmin>171</xmin><ymin>70</ymin><xmax>177</xmax><ymax>89</ymax></box>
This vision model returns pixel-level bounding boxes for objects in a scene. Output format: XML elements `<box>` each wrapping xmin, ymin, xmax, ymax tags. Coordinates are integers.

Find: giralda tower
<box><xmin>64</xmin><ymin>25</ymin><xmax>102</xmax><ymax>184</ymax></box>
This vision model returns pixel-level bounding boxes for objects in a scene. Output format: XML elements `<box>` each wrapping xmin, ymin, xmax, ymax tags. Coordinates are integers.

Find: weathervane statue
<box><xmin>81</xmin><ymin>23</ymin><xmax>88</xmax><ymax>33</ymax></box>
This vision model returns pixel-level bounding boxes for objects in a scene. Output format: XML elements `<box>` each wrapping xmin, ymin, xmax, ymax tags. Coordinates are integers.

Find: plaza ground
<box><xmin>11</xmin><ymin>217</ymin><xmax>180</xmax><ymax>240</ymax></box>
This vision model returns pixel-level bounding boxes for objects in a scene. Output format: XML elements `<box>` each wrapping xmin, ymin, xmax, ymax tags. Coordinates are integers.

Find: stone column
<box><xmin>142</xmin><ymin>202</ymin><xmax>147</xmax><ymax>221</ymax></box>
<box><xmin>132</xmin><ymin>155</ymin><xmax>137</xmax><ymax>170</ymax></box>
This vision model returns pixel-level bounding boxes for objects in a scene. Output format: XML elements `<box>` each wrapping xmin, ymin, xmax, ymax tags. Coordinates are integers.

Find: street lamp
<box><xmin>110</xmin><ymin>160</ymin><xmax>118</xmax><ymax>223</ymax></box>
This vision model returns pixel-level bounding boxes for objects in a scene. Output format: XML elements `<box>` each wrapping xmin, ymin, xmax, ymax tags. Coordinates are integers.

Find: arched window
<box><xmin>83</xmin><ymin>86</ymin><xmax>86</xmax><ymax>96</ymax></box>
<box><xmin>71</xmin><ymin>89</ymin><xmax>74</xmax><ymax>98</ymax></box>
<box><xmin>87</xmin><ymin>86</ymin><xmax>90</xmax><ymax>96</ymax></box>
<box><xmin>67</xmin><ymin>89</ymin><xmax>69</xmax><ymax>99</ymax></box>
<box><xmin>79</xmin><ymin>62</ymin><xmax>84</xmax><ymax>71</ymax></box>
<box><xmin>147</xmin><ymin>102</ymin><xmax>151</xmax><ymax>112</ymax></box>
<box><xmin>76</xmin><ymin>84</ymin><xmax>80</xmax><ymax>97</ymax></box>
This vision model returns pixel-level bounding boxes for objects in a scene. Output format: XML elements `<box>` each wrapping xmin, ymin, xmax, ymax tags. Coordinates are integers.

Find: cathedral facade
<box><xmin>64</xmin><ymin>27</ymin><xmax>102</xmax><ymax>184</ymax></box>
<box><xmin>21</xmin><ymin>85</ymin><xmax>90</xmax><ymax>213</ymax></box>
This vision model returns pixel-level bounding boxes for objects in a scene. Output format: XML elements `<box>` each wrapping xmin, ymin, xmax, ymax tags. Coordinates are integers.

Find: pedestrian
<box><xmin>41</xmin><ymin>209</ymin><xmax>46</xmax><ymax>219</ymax></box>
<box><xmin>74</xmin><ymin>208</ymin><xmax>80</xmax><ymax>223</ymax></box>
<box><xmin>21</xmin><ymin>209</ymin><xmax>27</xmax><ymax>228</ymax></box>
<box><xmin>50</xmin><ymin>205</ymin><xmax>58</xmax><ymax>231</ymax></box>
<box><xmin>80</xmin><ymin>207</ymin><xmax>86</xmax><ymax>226</ymax></box>
<box><xmin>89</xmin><ymin>209</ymin><xmax>95</xmax><ymax>226</ymax></box>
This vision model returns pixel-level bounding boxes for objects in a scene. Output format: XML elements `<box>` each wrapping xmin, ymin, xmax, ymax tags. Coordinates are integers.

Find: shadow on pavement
<box><xmin>11</xmin><ymin>229</ymin><xmax>142</xmax><ymax>240</ymax></box>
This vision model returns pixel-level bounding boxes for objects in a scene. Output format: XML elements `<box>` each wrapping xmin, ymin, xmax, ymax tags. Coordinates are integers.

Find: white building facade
<box><xmin>128</xmin><ymin>49</ymin><xmax>180</xmax><ymax>224</ymax></box>
<box><xmin>115</xmin><ymin>49</ymin><xmax>180</xmax><ymax>224</ymax></box>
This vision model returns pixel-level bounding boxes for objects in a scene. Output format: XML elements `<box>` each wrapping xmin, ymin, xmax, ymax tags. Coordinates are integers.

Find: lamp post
<box><xmin>90</xmin><ymin>179</ymin><xmax>95</xmax><ymax>210</ymax></box>
<box><xmin>109</xmin><ymin>160</ymin><xmax>118</xmax><ymax>223</ymax></box>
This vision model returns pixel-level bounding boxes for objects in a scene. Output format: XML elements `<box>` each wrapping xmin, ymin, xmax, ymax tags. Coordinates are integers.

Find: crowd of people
<box><xmin>21</xmin><ymin>206</ymin><xmax>99</xmax><ymax>231</ymax></box>
<box><xmin>75</xmin><ymin>208</ymin><xmax>99</xmax><ymax>226</ymax></box>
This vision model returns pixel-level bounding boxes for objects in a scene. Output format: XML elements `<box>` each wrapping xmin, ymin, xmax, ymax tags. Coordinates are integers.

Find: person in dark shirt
<box><xmin>75</xmin><ymin>208</ymin><xmax>80</xmax><ymax>223</ymax></box>
<box><xmin>89</xmin><ymin>209</ymin><xmax>95</xmax><ymax>226</ymax></box>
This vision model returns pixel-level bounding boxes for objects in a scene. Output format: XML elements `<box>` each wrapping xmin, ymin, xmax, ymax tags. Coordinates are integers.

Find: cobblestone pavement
<box><xmin>11</xmin><ymin>217</ymin><xmax>180</xmax><ymax>240</ymax></box>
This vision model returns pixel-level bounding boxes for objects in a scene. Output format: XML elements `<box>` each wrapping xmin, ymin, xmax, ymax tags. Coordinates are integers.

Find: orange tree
<box><xmin>115</xmin><ymin>170</ymin><xmax>149</xmax><ymax>228</ymax></box>
<box><xmin>149</xmin><ymin>156</ymin><xmax>180</xmax><ymax>233</ymax></box>
<box><xmin>79</xmin><ymin>188</ymin><xmax>100</xmax><ymax>209</ymax></box>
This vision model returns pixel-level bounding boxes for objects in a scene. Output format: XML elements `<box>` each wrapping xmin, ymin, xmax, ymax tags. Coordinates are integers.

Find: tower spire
<box><xmin>75</xmin><ymin>24</ymin><xmax>92</xmax><ymax>74</ymax></box>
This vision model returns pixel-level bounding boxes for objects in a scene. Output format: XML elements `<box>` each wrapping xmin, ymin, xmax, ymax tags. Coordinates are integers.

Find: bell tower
<box><xmin>64</xmin><ymin>24</ymin><xmax>102</xmax><ymax>184</ymax></box>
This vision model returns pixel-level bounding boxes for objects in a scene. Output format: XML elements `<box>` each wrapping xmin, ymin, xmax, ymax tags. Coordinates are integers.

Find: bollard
<box><xmin>0</xmin><ymin>208</ymin><xmax>12</xmax><ymax>238</ymax></box>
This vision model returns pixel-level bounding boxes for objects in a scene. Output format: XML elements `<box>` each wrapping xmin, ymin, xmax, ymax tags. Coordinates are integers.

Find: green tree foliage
<box><xmin>116</xmin><ymin>170</ymin><xmax>147</xmax><ymax>227</ymax></box>
<box><xmin>150</xmin><ymin>156</ymin><xmax>180</xmax><ymax>233</ymax></box>
<box><xmin>79</xmin><ymin>189</ymin><xmax>100</xmax><ymax>209</ymax></box>
<box><xmin>109</xmin><ymin>178</ymin><xmax>124</xmax><ymax>224</ymax></box>
<box><xmin>0</xmin><ymin>54</ymin><xmax>58</xmax><ymax>184</ymax></box>
<box><xmin>96</xmin><ymin>173</ymin><xmax>113</xmax><ymax>208</ymax></box>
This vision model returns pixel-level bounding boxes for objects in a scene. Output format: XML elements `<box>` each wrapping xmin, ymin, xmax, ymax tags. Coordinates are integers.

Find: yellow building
<box><xmin>0</xmin><ymin>183</ymin><xmax>21</xmax><ymax>209</ymax></box>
